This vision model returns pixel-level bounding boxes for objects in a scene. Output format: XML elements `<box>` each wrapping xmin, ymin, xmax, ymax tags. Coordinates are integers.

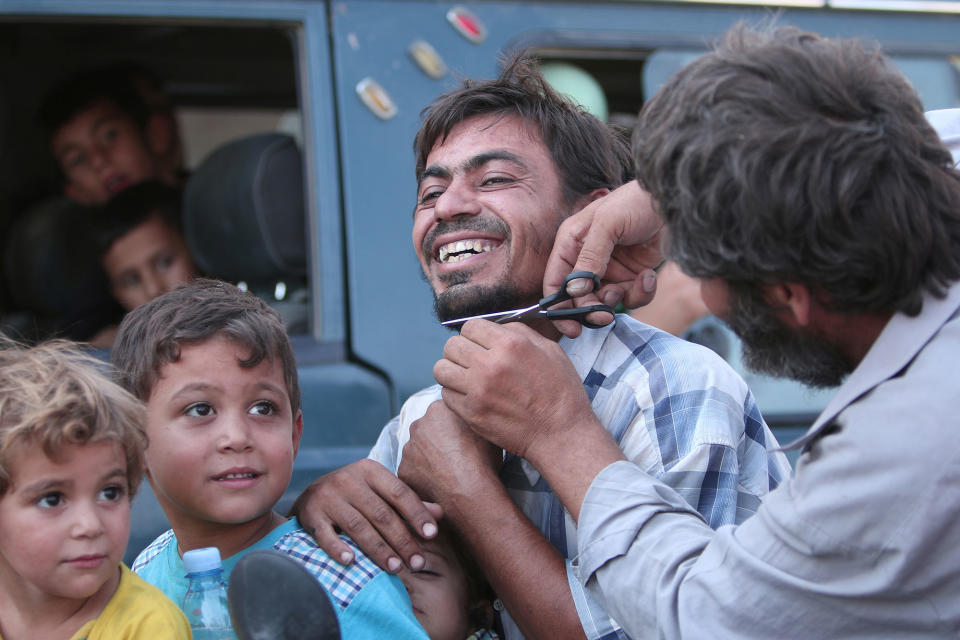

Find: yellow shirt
<box><xmin>70</xmin><ymin>564</ymin><xmax>191</xmax><ymax>640</ymax></box>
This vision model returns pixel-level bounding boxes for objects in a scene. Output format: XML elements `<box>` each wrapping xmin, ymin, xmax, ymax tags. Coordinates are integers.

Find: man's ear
<box><xmin>760</xmin><ymin>282</ymin><xmax>813</xmax><ymax>327</ymax></box>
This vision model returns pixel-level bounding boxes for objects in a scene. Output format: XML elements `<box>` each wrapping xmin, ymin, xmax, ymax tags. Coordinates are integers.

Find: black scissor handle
<box><xmin>544</xmin><ymin>304</ymin><xmax>616</xmax><ymax>328</ymax></box>
<box><xmin>538</xmin><ymin>270</ymin><xmax>601</xmax><ymax>308</ymax></box>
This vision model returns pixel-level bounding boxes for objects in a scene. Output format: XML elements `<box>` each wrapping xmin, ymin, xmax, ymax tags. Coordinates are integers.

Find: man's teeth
<box><xmin>220</xmin><ymin>473</ymin><xmax>255</xmax><ymax>480</ymax></box>
<box><xmin>437</xmin><ymin>239</ymin><xmax>497</xmax><ymax>263</ymax></box>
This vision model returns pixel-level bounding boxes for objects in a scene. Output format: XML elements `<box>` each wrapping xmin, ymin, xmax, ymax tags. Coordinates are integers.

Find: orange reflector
<box><xmin>447</xmin><ymin>5</ymin><xmax>486</xmax><ymax>44</ymax></box>
<box><xmin>409</xmin><ymin>40</ymin><xmax>447</xmax><ymax>79</ymax></box>
<box><xmin>356</xmin><ymin>77</ymin><xmax>398</xmax><ymax>120</ymax></box>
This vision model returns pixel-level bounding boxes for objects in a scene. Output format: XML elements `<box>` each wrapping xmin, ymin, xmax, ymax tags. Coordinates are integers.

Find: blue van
<box><xmin>0</xmin><ymin>0</ymin><xmax>957</xmax><ymax>561</ymax></box>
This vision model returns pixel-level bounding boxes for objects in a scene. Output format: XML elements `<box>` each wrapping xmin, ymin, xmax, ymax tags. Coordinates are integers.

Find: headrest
<box><xmin>2</xmin><ymin>197</ymin><xmax>120</xmax><ymax>340</ymax></box>
<box><xmin>183</xmin><ymin>133</ymin><xmax>306</xmax><ymax>283</ymax></box>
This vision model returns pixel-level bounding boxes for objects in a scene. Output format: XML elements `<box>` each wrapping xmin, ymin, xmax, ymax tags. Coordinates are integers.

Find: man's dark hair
<box><xmin>111</xmin><ymin>279</ymin><xmax>301</xmax><ymax>412</ymax></box>
<box><xmin>88</xmin><ymin>181</ymin><xmax>184</xmax><ymax>259</ymax></box>
<box><xmin>634</xmin><ymin>24</ymin><xmax>960</xmax><ymax>316</ymax></box>
<box><xmin>414</xmin><ymin>54</ymin><xmax>631</xmax><ymax>207</ymax></box>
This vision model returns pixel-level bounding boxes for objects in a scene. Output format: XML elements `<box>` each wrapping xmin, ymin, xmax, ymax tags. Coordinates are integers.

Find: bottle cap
<box><xmin>183</xmin><ymin>547</ymin><xmax>222</xmax><ymax>573</ymax></box>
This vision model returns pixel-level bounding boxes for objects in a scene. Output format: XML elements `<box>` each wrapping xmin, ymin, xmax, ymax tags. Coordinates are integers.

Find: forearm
<box><xmin>525</xmin><ymin>416</ymin><xmax>625</xmax><ymax>522</ymax></box>
<box><xmin>443</xmin><ymin>473</ymin><xmax>587</xmax><ymax>640</ymax></box>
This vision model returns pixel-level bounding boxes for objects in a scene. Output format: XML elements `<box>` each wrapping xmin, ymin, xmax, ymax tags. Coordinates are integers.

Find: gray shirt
<box><xmin>574</xmin><ymin>280</ymin><xmax>960</xmax><ymax>638</ymax></box>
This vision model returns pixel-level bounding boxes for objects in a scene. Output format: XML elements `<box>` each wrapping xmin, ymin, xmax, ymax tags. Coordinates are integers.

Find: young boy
<box><xmin>111</xmin><ymin>279</ymin><xmax>428</xmax><ymax>639</ymax></box>
<box><xmin>397</xmin><ymin>524</ymin><xmax>498</xmax><ymax>640</ymax></box>
<box><xmin>0</xmin><ymin>338</ymin><xmax>189</xmax><ymax>640</ymax></box>
<box><xmin>39</xmin><ymin>66</ymin><xmax>182</xmax><ymax>207</ymax></box>
<box><xmin>89</xmin><ymin>181</ymin><xmax>199</xmax><ymax>313</ymax></box>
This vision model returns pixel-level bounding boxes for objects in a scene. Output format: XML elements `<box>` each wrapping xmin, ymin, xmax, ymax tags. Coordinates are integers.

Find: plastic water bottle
<box><xmin>182</xmin><ymin>547</ymin><xmax>237</xmax><ymax>640</ymax></box>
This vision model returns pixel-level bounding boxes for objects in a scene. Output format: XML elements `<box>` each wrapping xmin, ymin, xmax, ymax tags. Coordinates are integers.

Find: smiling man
<box><xmin>296</xmin><ymin>56</ymin><xmax>791</xmax><ymax>640</ymax></box>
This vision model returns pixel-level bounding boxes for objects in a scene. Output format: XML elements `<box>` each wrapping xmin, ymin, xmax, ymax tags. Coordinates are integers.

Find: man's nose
<box><xmin>142</xmin><ymin>272</ymin><xmax>164</xmax><ymax>301</ymax></box>
<box><xmin>433</xmin><ymin>179</ymin><xmax>481</xmax><ymax>221</ymax></box>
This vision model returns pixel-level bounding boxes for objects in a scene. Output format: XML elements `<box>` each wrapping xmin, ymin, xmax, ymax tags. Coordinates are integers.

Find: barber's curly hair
<box><xmin>414</xmin><ymin>54</ymin><xmax>631</xmax><ymax>208</ymax></box>
<box><xmin>634</xmin><ymin>24</ymin><xmax>960</xmax><ymax>316</ymax></box>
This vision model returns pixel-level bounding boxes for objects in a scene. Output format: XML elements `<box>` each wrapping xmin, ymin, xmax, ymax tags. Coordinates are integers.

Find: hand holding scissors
<box><xmin>441</xmin><ymin>271</ymin><xmax>616</xmax><ymax>329</ymax></box>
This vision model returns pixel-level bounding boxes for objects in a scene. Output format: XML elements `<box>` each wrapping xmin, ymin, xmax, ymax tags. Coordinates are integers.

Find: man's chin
<box><xmin>433</xmin><ymin>282</ymin><xmax>534</xmax><ymax>325</ymax></box>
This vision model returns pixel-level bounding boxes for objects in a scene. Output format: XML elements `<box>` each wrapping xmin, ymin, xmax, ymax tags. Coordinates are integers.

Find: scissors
<box><xmin>441</xmin><ymin>270</ymin><xmax>616</xmax><ymax>328</ymax></box>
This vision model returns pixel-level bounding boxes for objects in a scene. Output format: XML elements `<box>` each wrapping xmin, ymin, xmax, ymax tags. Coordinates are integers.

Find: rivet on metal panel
<box><xmin>408</xmin><ymin>39</ymin><xmax>448</xmax><ymax>79</ymax></box>
<box><xmin>446</xmin><ymin>5</ymin><xmax>487</xmax><ymax>44</ymax></box>
<box><xmin>356</xmin><ymin>77</ymin><xmax>398</xmax><ymax>120</ymax></box>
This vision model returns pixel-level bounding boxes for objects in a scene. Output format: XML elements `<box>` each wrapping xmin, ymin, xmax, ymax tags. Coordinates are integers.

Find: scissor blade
<box><xmin>440</xmin><ymin>304</ymin><xmax>539</xmax><ymax>327</ymax></box>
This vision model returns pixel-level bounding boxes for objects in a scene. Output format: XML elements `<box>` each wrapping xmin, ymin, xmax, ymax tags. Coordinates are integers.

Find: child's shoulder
<box><xmin>272</xmin><ymin>523</ymin><xmax>383</xmax><ymax>610</ymax></box>
<box><xmin>131</xmin><ymin>529</ymin><xmax>176</xmax><ymax>574</ymax></box>
<box><xmin>77</xmin><ymin>565</ymin><xmax>190</xmax><ymax>639</ymax></box>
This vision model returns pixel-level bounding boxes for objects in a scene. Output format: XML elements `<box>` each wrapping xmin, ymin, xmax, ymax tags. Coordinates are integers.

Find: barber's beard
<box><xmin>723</xmin><ymin>284</ymin><xmax>850</xmax><ymax>389</ymax></box>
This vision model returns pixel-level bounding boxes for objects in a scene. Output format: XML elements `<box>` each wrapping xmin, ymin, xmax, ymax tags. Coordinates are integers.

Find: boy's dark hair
<box><xmin>634</xmin><ymin>24</ymin><xmax>960</xmax><ymax>317</ymax></box>
<box><xmin>110</xmin><ymin>279</ymin><xmax>301</xmax><ymax>412</ymax></box>
<box><xmin>0</xmin><ymin>337</ymin><xmax>147</xmax><ymax>497</ymax></box>
<box><xmin>414</xmin><ymin>54</ymin><xmax>630</xmax><ymax>208</ymax></box>
<box><xmin>38</xmin><ymin>65</ymin><xmax>151</xmax><ymax>139</ymax></box>
<box><xmin>88</xmin><ymin>181</ymin><xmax>184</xmax><ymax>259</ymax></box>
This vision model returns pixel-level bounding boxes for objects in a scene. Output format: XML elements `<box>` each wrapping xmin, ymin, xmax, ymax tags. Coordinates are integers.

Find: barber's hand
<box><xmin>398</xmin><ymin>400</ymin><xmax>503</xmax><ymax>507</ymax></box>
<box><xmin>545</xmin><ymin>181</ymin><xmax>665</xmax><ymax>338</ymax></box>
<box><xmin>435</xmin><ymin>320</ymin><xmax>602</xmax><ymax>463</ymax></box>
<box><xmin>290</xmin><ymin>459</ymin><xmax>442</xmax><ymax>573</ymax></box>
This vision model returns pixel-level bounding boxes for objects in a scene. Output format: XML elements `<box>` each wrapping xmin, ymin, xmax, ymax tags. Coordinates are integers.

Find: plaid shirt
<box><xmin>369</xmin><ymin>315</ymin><xmax>791</xmax><ymax>640</ymax></box>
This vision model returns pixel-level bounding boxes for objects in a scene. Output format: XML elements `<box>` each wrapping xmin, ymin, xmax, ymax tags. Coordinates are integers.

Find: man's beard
<box><xmin>433</xmin><ymin>277</ymin><xmax>537</xmax><ymax>327</ymax></box>
<box><xmin>723</xmin><ymin>283</ymin><xmax>850</xmax><ymax>389</ymax></box>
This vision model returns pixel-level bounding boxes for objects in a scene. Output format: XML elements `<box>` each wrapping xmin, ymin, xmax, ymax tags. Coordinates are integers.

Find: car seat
<box><xmin>182</xmin><ymin>132</ymin><xmax>309</xmax><ymax>334</ymax></box>
<box><xmin>2</xmin><ymin>196</ymin><xmax>122</xmax><ymax>343</ymax></box>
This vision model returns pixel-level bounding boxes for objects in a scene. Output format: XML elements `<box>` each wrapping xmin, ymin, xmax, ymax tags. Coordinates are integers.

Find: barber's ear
<box><xmin>761</xmin><ymin>282</ymin><xmax>812</xmax><ymax>327</ymax></box>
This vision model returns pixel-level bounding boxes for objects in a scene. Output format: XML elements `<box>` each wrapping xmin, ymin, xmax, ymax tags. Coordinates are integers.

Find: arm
<box><xmin>544</xmin><ymin>181</ymin><xmax>665</xmax><ymax>338</ymax></box>
<box><xmin>397</xmin><ymin>400</ymin><xmax>589</xmax><ymax>640</ymax></box>
<box><xmin>291</xmin><ymin>458</ymin><xmax>442</xmax><ymax>572</ymax></box>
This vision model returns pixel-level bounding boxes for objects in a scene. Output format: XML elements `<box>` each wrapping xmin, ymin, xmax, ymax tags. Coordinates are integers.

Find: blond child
<box><xmin>0</xmin><ymin>338</ymin><xmax>189</xmax><ymax>640</ymax></box>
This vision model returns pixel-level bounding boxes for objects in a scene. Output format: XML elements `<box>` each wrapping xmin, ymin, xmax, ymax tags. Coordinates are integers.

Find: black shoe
<box><xmin>228</xmin><ymin>550</ymin><xmax>341</xmax><ymax>640</ymax></box>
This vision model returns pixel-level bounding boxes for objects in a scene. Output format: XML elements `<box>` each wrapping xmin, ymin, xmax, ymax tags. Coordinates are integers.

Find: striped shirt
<box><xmin>369</xmin><ymin>315</ymin><xmax>791</xmax><ymax>640</ymax></box>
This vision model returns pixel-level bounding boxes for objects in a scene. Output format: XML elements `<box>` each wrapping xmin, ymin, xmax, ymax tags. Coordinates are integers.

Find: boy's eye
<box><xmin>185</xmin><ymin>402</ymin><xmax>215</xmax><ymax>417</ymax></box>
<box><xmin>411</xmin><ymin>569</ymin><xmax>441</xmax><ymax>578</ymax></box>
<box><xmin>154</xmin><ymin>253</ymin><xmax>175</xmax><ymax>270</ymax></box>
<box><xmin>36</xmin><ymin>492</ymin><xmax>64</xmax><ymax>509</ymax></box>
<box><xmin>99</xmin><ymin>484</ymin><xmax>126</xmax><ymax>502</ymax></box>
<box><xmin>249</xmin><ymin>401</ymin><xmax>277</xmax><ymax>416</ymax></box>
<box><xmin>100</xmin><ymin>125</ymin><xmax>119</xmax><ymax>144</ymax></box>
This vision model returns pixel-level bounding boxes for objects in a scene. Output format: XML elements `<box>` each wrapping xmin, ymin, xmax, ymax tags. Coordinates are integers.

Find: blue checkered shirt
<box><xmin>369</xmin><ymin>315</ymin><xmax>791</xmax><ymax>640</ymax></box>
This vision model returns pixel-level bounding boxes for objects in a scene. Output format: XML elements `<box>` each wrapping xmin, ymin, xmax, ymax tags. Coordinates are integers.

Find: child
<box><xmin>39</xmin><ymin>66</ymin><xmax>182</xmax><ymax>207</ymax></box>
<box><xmin>89</xmin><ymin>181</ymin><xmax>199</xmax><ymax>313</ymax></box>
<box><xmin>0</xmin><ymin>338</ymin><xmax>189</xmax><ymax>640</ymax></box>
<box><xmin>398</xmin><ymin>524</ymin><xmax>498</xmax><ymax>640</ymax></box>
<box><xmin>111</xmin><ymin>279</ymin><xmax>429</xmax><ymax>639</ymax></box>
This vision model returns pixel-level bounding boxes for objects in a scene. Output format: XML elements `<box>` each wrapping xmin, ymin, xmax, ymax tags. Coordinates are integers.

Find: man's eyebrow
<box><xmin>463</xmin><ymin>150</ymin><xmax>527</xmax><ymax>173</ymax></box>
<box><xmin>419</xmin><ymin>150</ymin><xmax>528</xmax><ymax>185</ymax></box>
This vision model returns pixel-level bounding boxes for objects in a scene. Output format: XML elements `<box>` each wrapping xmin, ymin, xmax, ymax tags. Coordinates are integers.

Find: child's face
<box><xmin>143</xmin><ymin>335</ymin><xmax>302</xmax><ymax>534</ymax></box>
<box><xmin>398</xmin><ymin>536</ymin><xmax>473</xmax><ymax>640</ymax></box>
<box><xmin>51</xmin><ymin>99</ymin><xmax>162</xmax><ymax>206</ymax></box>
<box><xmin>102</xmin><ymin>214</ymin><xmax>198</xmax><ymax>311</ymax></box>
<box><xmin>0</xmin><ymin>440</ymin><xmax>129</xmax><ymax>602</ymax></box>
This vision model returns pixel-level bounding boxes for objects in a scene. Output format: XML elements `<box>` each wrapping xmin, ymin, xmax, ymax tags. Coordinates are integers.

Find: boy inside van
<box><xmin>0</xmin><ymin>338</ymin><xmax>189</xmax><ymax>639</ymax></box>
<box><xmin>112</xmin><ymin>279</ymin><xmax>428</xmax><ymax>639</ymax></box>
<box><xmin>38</xmin><ymin>66</ymin><xmax>182</xmax><ymax>207</ymax></box>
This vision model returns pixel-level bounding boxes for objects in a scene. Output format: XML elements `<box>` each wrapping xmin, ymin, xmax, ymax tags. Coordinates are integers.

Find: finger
<box><xmin>305</xmin><ymin>514</ymin><xmax>361</xmax><ymax>566</ymax></box>
<box><xmin>322</xmin><ymin>499</ymin><xmax>407</xmax><ymax>573</ymax></box>
<box><xmin>434</xmin><ymin>357</ymin><xmax>471</xmax><ymax>393</ymax></box>
<box><xmin>442</xmin><ymin>333</ymin><xmax>489</xmax><ymax>367</ymax></box>
<box><xmin>421</xmin><ymin>501</ymin><xmax>444</xmax><ymax>523</ymax></box>
<box><xmin>620</xmin><ymin>268</ymin><xmax>658</xmax><ymax>309</ymax></box>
